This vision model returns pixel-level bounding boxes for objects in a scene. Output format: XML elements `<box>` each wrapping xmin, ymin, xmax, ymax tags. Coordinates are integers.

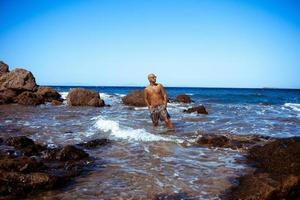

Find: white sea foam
<box><xmin>284</xmin><ymin>103</ymin><xmax>300</xmax><ymax>112</ymax></box>
<box><xmin>100</xmin><ymin>93</ymin><xmax>112</xmax><ymax>100</ymax></box>
<box><xmin>115</xmin><ymin>93</ymin><xmax>126</xmax><ymax>97</ymax></box>
<box><xmin>94</xmin><ymin>117</ymin><xmax>175</xmax><ymax>142</ymax></box>
<box><xmin>60</xmin><ymin>92</ymin><xmax>68</xmax><ymax>100</ymax></box>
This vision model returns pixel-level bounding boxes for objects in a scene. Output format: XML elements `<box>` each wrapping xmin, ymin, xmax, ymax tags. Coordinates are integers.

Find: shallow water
<box><xmin>0</xmin><ymin>87</ymin><xmax>299</xmax><ymax>199</ymax></box>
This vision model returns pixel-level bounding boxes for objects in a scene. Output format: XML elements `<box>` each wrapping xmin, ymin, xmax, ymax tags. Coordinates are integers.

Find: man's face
<box><xmin>148</xmin><ymin>75</ymin><xmax>156</xmax><ymax>83</ymax></box>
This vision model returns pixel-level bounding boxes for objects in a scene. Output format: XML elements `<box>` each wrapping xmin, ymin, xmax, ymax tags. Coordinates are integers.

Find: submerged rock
<box><xmin>175</xmin><ymin>94</ymin><xmax>192</xmax><ymax>103</ymax></box>
<box><xmin>78</xmin><ymin>138</ymin><xmax>110</xmax><ymax>149</ymax></box>
<box><xmin>122</xmin><ymin>90</ymin><xmax>146</xmax><ymax>107</ymax></box>
<box><xmin>67</xmin><ymin>88</ymin><xmax>105</xmax><ymax>107</ymax></box>
<box><xmin>57</xmin><ymin>145</ymin><xmax>89</xmax><ymax>161</ymax></box>
<box><xmin>184</xmin><ymin>105</ymin><xmax>208</xmax><ymax>114</ymax></box>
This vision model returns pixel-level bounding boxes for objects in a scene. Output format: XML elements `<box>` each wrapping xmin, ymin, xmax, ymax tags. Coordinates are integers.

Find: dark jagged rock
<box><xmin>0</xmin><ymin>138</ymin><xmax>3</xmax><ymax>144</ymax></box>
<box><xmin>175</xmin><ymin>94</ymin><xmax>192</xmax><ymax>103</ymax></box>
<box><xmin>225</xmin><ymin>137</ymin><xmax>300</xmax><ymax>200</ymax></box>
<box><xmin>6</xmin><ymin>136</ymin><xmax>35</xmax><ymax>149</ymax></box>
<box><xmin>122</xmin><ymin>90</ymin><xmax>146</xmax><ymax>107</ymax></box>
<box><xmin>0</xmin><ymin>136</ymin><xmax>93</xmax><ymax>199</ymax></box>
<box><xmin>57</xmin><ymin>145</ymin><xmax>89</xmax><ymax>161</ymax></box>
<box><xmin>0</xmin><ymin>61</ymin><xmax>9</xmax><ymax>76</ymax></box>
<box><xmin>184</xmin><ymin>105</ymin><xmax>208</xmax><ymax>114</ymax></box>
<box><xmin>36</xmin><ymin>86</ymin><xmax>62</xmax><ymax>102</ymax></box>
<box><xmin>67</xmin><ymin>88</ymin><xmax>105</xmax><ymax>107</ymax></box>
<box><xmin>78</xmin><ymin>138</ymin><xmax>110</xmax><ymax>148</ymax></box>
<box><xmin>16</xmin><ymin>91</ymin><xmax>44</xmax><ymax>105</ymax></box>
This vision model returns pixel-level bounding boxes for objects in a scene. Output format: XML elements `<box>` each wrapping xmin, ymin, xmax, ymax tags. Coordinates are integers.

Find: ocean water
<box><xmin>0</xmin><ymin>86</ymin><xmax>299</xmax><ymax>199</ymax></box>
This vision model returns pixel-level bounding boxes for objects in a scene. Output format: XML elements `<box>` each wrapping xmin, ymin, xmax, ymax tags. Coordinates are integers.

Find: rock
<box><xmin>51</xmin><ymin>99</ymin><xmax>63</xmax><ymax>106</ymax></box>
<box><xmin>197</xmin><ymin>135</ymin><xmax>229</xmax><ymax>147</ymax></box>
<box><xmin>0</xmin><ymin>138</ymin><xmax>3</xmax><ymax>144</ymax></box>
<box><xmin>0</xmin><ymin>156</ymin><xmax>46</xmax><ymax>173</ymax></box>
<box><xmin>0</xmin><ymin>68</ymin><xmax>37</xmax><ymax>91</ymax></box>
<box><xmin>16</xmin><ymin>91</ymin><xmax>44</xmax><ymax>105</ymax></box>
<box><xmin>36</xmin><ymin>87</ymin><xmax>62</xmax><ymax>102</ymax></box>
<box><xmin>225</xmin><ymin>137</ymin><xmax>300</xmax><ymax>200</ymax></box>
<box><xmin>0</xmin><ymin>89</ymin><xmax>17</xmax><ymax>104</ymax></box>
<box><xmin>175</xmin><ymin>94</ymin><xmax>192</xmax><ymax>103</ymax></box>
<box><xmin>78</xmin><ymin>139</ymin><xmax>110</xmax><ymax>148</ymax></box>
<box><xmin>6</xmin><ymin>136</ymin><xmax>35</xmax><ymax>149</ymax></box>
<box><xmin>67</xmin><ymin>88</ymin><xmax>105</xmax><ymax>107</ymax></box>
<box><xmin>122</xmin><ymin>90</ymin><xmax>146</xmax><ymax>107</ymax></box>
<box><xmin>57</xmin><ymin>145</ymin><xmax>89</xmax><ymax>161</ymax></box>
<box><xmin>0</xmin><ymin>61</ymin><xmax>9</xmax><ymax>76</ymax></box>
<box><xmin>184</xmin><ymin>105</ymin><xmax>208</xmax><ymax>114</ymax></box>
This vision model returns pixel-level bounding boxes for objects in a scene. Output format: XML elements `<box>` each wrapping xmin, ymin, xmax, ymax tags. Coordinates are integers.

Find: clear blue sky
<box><xmin>0</xmin><ymin>0</ymin><xmax>299</xmax><ymax>88</ymax></box>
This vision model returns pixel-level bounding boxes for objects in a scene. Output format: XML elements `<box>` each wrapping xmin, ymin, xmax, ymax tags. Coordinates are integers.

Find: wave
<box><xmin>60</xmin><ymin>92</ymin><xmax>68</xmax><ymax>100</ymax></box>
<box><xmin>93</xmin><ymin>117</ymin><xmax>178</xmax><ymax>142</ymax></box>
<box><xmin>284</xmin><ymin>103</ymin><xmax>300</xmax><ymax>112</ymax></box>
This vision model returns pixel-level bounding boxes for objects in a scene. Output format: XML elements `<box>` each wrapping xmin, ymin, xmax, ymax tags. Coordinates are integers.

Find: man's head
<box><xmin>148</xmin><ymin>73</ymin><xmax>157</xmax><ymax>84</ymax></box>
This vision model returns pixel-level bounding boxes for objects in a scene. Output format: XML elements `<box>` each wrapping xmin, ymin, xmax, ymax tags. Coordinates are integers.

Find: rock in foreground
<box><xmin>67</xmin><ymin>88</ymin><xmax>105</xmax><ymax>107</ymax></box>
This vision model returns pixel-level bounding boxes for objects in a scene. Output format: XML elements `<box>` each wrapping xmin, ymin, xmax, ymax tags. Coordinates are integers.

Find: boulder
<box><xmin>0</xmin><ymin>156</ymin><xmax>46</xmax><ymax>173</ymax></box>
<box><xmin>122</xmin><ymin>90</ymin><xmax>146</xmax><ymax>107</ymax></box>
<box><xmin>176</xmin><ymin>94</ymin><xmax>192</xmax><ymax>103</ymax></box>
<box><xmin>67</xmin><ymin>88</ymin><xmax>105</xmax><ymax>107</ymax></box>
<box><xmin>16</xmin><ymin>91</ymin><xmax>44</xmax><ymax>105</ymax></box>
<box><xmin>184</xmin><ymin>105</ymin><xmax>208</xmax><ymax>114</ymax></box>
<box><xmin>36</xmin><ymin>87</ymin><xmax>62</xmax><ymax>102</ymax></box>
<box><xmin>0</xmin><ymin>68</ymin><xmax>37</xmax><ymax>91</ymax></box>
<box><xmin>0</xmin><ymin>61</ymin><xmax>9</xmax><ymax>76</ymax></box>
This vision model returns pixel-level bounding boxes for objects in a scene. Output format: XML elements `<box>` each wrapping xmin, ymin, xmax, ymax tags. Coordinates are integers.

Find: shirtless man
<box><xmin>144</xmin><ymin>73</ymin><xmax>174</xmax><ymax>129</ymax></box>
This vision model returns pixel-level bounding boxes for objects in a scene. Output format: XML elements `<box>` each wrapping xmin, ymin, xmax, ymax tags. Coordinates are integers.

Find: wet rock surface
<box><xmin>16</xmin><ymin>91</ymin><xmax>45</xmax><ymax>106</ymax></box>
<box><xmin>77</xmin><ymin>138</ymin><xmax>111</xmax><ymax>149</ymax></box>
<box><xmin>218</xmin><ymin>136</ymin><xmax>300</xmax><ymax>200</ymax></box>
<box><xmin>36</xmin><ymin>86</ymin><xmax>63</xmax><ymax>102</ymax></box>
<box><xmin>0</xmin><ymin>136</ymin><xmax>94</xmax><ymax>199</ymax></box>
<box><xmin>184</xmin><ymin>105</ymin><xmax>208</xmax><ymax>114</ymax></box>
<box><xmin>122</xmin><ymin>90</ymin><xmax>146</xmax><ymax>107</ymax></box>
<box><xmin>175</xmin><ymin>94</ymin><xmax>192</xmax><ymax>103</ymax></box>
<box><xmin>67</xmin><ymin>88</ymin><xmax>105</xmax><ymax>107</ymax></box>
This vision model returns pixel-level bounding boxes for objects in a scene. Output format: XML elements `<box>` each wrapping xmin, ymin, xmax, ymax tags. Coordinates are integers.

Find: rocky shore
<box><xmin>0</xmin><ymin>135</ymin><xmax>110</xmax><ymax>199</ymax></box>
<box><xmin>196</xmin><ymin>133</ymin><xmax>300</xmax><ymax>200</ymax></box>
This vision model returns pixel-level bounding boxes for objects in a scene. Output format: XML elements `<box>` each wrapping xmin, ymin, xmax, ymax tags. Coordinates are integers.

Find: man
<box><xmin>144</xmin><ymin>73</ymin><xmax>174</xmax><ymax>129</ymax></box>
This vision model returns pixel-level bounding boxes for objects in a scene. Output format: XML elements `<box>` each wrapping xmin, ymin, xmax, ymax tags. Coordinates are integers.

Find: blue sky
<box><xmin>0</xmin><ymin>0</ymin><xmax>299</xmax><ymax>88</ymax></box>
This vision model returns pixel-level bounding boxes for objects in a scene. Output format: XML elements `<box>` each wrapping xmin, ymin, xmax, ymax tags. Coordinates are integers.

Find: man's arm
<box><xmin>160</xmin><ymin>84</ymin><xmax>168</xmax><ymax>106</ymax></box>
<box><xmin>144</xmin><ymin>88</ymin><xmax>151</xmax><ymax>110</ymax></box>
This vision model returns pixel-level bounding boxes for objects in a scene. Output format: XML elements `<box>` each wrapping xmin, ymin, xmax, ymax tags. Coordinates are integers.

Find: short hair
<box><xmin>148</xmin><ymin>73</ymin><xmax>156</xmax><ymax>79</ymax></box>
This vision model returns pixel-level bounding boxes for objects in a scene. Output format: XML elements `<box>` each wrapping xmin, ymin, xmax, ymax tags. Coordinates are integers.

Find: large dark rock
<box><xmin>0</xmin><ymin>156</ymin><xmax>46</xmax><ymax>173</ymax></box>
<box><xmin>122</xmin><ymin>90</ymin><xmax>146</xmax><ymax>107</ymax></box>
<box><xmin>225</xmin><ymin>137</ymin><xmax>300</xmax><ymax>200</ymax></box>
<box><xmin>0</xmin><ymin>61</ymin><xmax>9</xmax><ymax>76</ymax></box>
<box><xmin>16</xmin><ymin>91</ymin><xmax>44</xmax><ymax>105</ymax></box>
<box><xmin>175</xmin><ymin>94</ymin><xmax>192</xmax><ymax>103</ymax></box>
<box><xmin>36</xmin><ymin>86</ymin><xmax>62</xmax><ymax>102</ymax></box>
<box><xmin>184</xmin><ymin>105</ymin><xmax>208</xmax><ymax>114</ymax></box>
<box><xmin>67</xmin><ymin>88</ymin><xmax>105</xmax><ymax>107</ymax></box>
<box><xmin>0</xmin><ymin>68</ymin><xmax>37</xmax><ymax>91</ymax></box>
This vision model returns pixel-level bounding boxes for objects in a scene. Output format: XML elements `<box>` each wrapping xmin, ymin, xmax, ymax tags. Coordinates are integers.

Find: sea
<box><xmin>1</xmin><ymin>86</ymin><xmax>299</xmax><ymax>199</ymax></box>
